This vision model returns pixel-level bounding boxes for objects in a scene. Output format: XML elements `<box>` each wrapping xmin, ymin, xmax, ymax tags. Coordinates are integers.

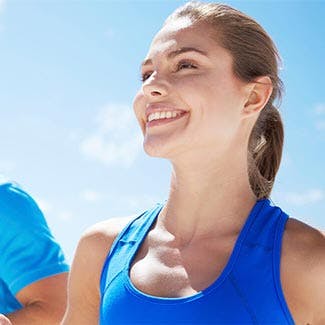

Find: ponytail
<box><xmin>248</xmin><ymin>105</ymin><xmax>284</xmax><ymax>199</ymax></box>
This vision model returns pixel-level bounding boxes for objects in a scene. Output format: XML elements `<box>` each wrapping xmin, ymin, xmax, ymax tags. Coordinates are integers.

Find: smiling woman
<box><xmin>62</xmin><ymin>1</ymin><xmax>325</xmax><ymax>324</ymax></box>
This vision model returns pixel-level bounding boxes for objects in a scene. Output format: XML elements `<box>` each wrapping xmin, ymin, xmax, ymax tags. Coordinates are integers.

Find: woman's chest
<box><xmin>128</xmin><ymin>239</ymin><xmax>233</xmax><ymax>298</ymax></box>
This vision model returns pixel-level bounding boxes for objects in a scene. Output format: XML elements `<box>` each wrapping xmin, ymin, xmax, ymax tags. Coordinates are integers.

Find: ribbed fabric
<box><xmin>100</xmin><ymin>198</ymin><xmax>295</xmax><ymax>324</ymax></box>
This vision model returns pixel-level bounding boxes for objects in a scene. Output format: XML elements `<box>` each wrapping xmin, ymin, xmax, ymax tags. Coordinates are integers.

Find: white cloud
<box><xmin>32</xmin><ymin>197</ymin><xmax>74</xmax><ymax>222</ymax></box>
<box><xmin>80</xmin><ymin>189</ymin><xmax>103</xmax><ymax>202</ymax></box>
<box><xmin>116</xmin><ymin>193</ymin><xmax>164</xmax><ymax>211</ymax></box>
<box><xmin>106</xmin><ymin>28</ymin><xmax>115</xmax><ymax>39</ymax></box>
<box><xmin>0</xmin><ymin>0</ymin><xmax>5</xmax><ymax>13</ymax></box>
<box><xmin>315</xmin><ymin>120</ymin><xmax>325</xmax><ymax>131</ymax></box>
<box><xmin>0</xmin><ymin>0</ymin><xmax>6</xmax><ymax>33</ymax></box>
<box><xmin>313</xmin><ymin>103</ymin><xmax>325</xmax><ymax>131</ymax></box>
<box><xmin>57</xmin><ymin>210</ymin><xmax>74</xmax><ymax>221</ymax></box>
<box><xmin>34</xmin><ymin>197</ymin><xmax>52</xmax><ymax>214</ymax></box>
<box><xmin>0</xmin><ymin>160</ymin><xmax>16</xmax><ymax>173</ymax></box>
<box><xmin>80</xmin><ymin>103</ymin><xmax>143</xmax><ymax>167</ymax></box>
<box><xmin>283</xmin><ymin>189</ymin><xmax>325</xmax><ymax>206</ymax></box>
<box><xmin>0</xmin><ymin>174</ymin><xmax>9</xmax><ymax>185</ymax></box>
<box><xmin>315</xmin><ymin>103</ymin><xmax>325</xmax><ymax>115</ymax></box>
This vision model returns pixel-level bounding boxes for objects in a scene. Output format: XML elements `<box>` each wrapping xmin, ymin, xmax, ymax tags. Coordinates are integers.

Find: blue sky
<box><xmin>0</xmin><ymin>0</ymin><xmax>324</xmax><ymax>262</ymax></box>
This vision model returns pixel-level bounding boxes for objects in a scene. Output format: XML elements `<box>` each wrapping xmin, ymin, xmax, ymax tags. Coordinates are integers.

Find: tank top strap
<box><xmin>233</xmin><ymin>198</ymin><xmax>284</xmax><ymax>272</ymax></box>
<box><xmin>243</xmin><ymin>198</ymin><xmax>283</xmax><ymax>250</ymax></box>
<box><xmin>100</xmin><ymin>203</ymin><xmax>164</xmax><ymax>295</ymax></box>
<box><xmin>230</xmin><ymin>198</ymin><xmax>295</xmax><ymax>324</ymax></box>
<box><xmin>273</xmin><ymin>209</ymin><xmax>294</xmax><ymax>322</ymax></box>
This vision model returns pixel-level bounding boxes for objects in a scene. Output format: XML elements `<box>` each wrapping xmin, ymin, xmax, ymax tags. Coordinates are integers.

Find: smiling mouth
<box><xmin>146</xmin><ymin>111</ymin><xmax>188</xmax><ymax>128</ymax></box>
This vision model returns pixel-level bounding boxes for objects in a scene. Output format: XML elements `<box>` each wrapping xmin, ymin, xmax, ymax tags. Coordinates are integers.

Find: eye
<box><xmin>140</xmin><ymin>60</ymin><xmax>197</xmax><ymax>82</ymax></box>
<box><xmin>140</xmin><ymin>71</ymin><xmax>152</xmax><ymax>82</ymax></box>
<box><xmin>176</xmin><ymin>60</ymin><xmax>197</xmax><ymax>71</ymax></box>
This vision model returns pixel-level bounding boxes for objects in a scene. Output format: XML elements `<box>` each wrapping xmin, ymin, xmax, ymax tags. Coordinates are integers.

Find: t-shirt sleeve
<box><xmin>0</xmin><ymin>183</ymin><xmax>70</xmax><ymax>295</ymax></box>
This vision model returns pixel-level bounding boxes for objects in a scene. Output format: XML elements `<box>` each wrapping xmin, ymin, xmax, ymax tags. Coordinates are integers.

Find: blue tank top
<box><xmin>100</xmin><ymin>198</ymin><xmax>295</xmax><ymax>324</ymax></box>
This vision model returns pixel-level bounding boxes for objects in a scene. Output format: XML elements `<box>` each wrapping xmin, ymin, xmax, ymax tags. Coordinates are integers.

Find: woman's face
<box><xmin>133</xmin><ymin>17</ymin><xmax>250</xmax><ymax>160</ymax></box>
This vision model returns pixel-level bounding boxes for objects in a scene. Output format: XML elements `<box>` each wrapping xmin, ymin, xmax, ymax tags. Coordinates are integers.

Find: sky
<box><xmin>0</xmin><ymin>0</ymin><xmax>324</xmax><ymax>263</ymax></box>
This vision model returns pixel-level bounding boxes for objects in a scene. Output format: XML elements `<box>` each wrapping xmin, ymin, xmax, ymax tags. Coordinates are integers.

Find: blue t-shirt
<box><xmin>100</xmin><ymin>198</ymin><xmax>295</xmax><ymax>324</ymax></box>
<box><xmin>0</xmin><ymin>182</ymin><xmax>70</xmax><ymax>314</ymax></box>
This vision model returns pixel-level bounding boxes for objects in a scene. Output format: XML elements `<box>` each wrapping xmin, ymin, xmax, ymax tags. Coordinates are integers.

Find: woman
<box><xmin>63</xmin><ymin>2</ymin><xmax>325</xmax><ymax>324</ymax></box>
<box><xmin>0</xmin><ymin>315</ymin><xmax>11</xmax><ymax>325</ymax></box>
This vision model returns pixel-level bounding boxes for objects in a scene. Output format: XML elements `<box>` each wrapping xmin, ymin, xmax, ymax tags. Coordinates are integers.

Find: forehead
<box><xmin>145</xmin><ymin>17</ymin><xmax>217</xmax><ymax>61</ymax></box>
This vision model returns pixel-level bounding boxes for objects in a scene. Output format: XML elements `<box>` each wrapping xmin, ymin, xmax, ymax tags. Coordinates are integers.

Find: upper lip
<box><xmin>145</xmin><ymin>103</ymin><xmax>188</xmax><ymax>121</ymax></box>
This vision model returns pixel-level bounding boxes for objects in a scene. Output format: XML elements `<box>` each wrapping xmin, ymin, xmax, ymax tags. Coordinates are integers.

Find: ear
<box><xmin>241</xmin><ymin>76</ymin><xmax>273</xmax><ymax>119</ymax></box>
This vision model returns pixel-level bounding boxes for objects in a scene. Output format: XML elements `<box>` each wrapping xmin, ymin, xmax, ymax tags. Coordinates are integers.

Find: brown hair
<box><xmin>164</xmin><ymin>1</ymin><xmax>284</xmax><ymax>199</ymax></box>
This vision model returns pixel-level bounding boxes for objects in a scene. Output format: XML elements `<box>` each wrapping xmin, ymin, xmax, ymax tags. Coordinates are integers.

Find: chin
<box><xmin>143</xmin><ymin>139</ymin><xmax>173</xmax><ymax>159</ymax></box>
<box><xmin>143</xmin><ymin>143</ymin><xmax>165</xmax><ymax>158</ymax></box>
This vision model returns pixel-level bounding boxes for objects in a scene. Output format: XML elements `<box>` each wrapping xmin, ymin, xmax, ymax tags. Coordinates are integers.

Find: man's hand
<box><xmin>0</xmin><ymin>314</ymin><xmax>12</xmax><ymax>325</ymax></box>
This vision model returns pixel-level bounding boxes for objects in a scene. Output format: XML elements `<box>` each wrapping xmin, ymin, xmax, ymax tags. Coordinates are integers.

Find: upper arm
<box><xmin>62</xmin><ymin>216</ymin><xmax>134</xmax><ymax>324</ymax></box>
<box><xmin>307</xmin><ymin>231</ymin><xmax>325</xmax><ymax>324</ymax></box>
<box><xmin>8</xmin><ymin>273</ymin><xmax>69</xmax><ymax>322</ymax></box>
<box><xmin>281</xmin><ymin>219</ymin><xmax>325</xmax><ymax>324</ymax></box>
<box><xmin>1</xmin><ymin>228</ymin><xmax>69</xmax><ymax>299</ymax></box>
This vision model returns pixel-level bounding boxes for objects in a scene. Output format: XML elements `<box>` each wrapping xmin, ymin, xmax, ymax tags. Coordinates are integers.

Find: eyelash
<box><xmin>140</xmin><ymin>60</ymin><xmax>197</xmax><ymax>82</ymax></box>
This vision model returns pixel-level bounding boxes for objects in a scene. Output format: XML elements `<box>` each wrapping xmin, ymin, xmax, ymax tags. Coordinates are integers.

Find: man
<box><xmin>0</xmin><ymin>180</ymin><xmax>69</xmax><ymax>324</ymax></box>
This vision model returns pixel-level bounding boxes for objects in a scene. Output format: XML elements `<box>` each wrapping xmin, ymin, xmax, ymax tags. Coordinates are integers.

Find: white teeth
<box><xmin>148</xmin><ymin>111</ymin><xmax>183</xmax><ymax>122</ymax></box>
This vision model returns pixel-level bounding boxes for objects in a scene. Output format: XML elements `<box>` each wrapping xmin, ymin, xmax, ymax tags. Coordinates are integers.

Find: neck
<box><xmin>156</xmin><ymin>146</ymin><xmax>257</xmax><ymax>247</ymax></box>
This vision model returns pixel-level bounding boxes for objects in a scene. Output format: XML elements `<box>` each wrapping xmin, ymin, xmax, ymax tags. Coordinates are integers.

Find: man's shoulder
<box><xmin>0</xmin><ymin>181</ymin><xmax>24</xmax><ymax>200</ymax></box>
<box><xmin>0</xmin><ymin>182</ymin><xmax>37</xmax><ymax>210</ymax></box>
<box><xmin>0</xmin><ymin>182</ymin><xmax>47</xmax><ymax>229</ymax></box>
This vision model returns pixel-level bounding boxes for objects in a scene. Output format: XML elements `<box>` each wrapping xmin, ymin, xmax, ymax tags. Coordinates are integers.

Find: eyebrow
<box><xmin>140</xmin><ymin>47</ymin><xmax>208</xmax><ymax>69</ymax></box>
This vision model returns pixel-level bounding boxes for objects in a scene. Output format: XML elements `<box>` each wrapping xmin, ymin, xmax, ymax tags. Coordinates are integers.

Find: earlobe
<box><xmin>242</xmin><ymin>76</ymin><xmax>273</xmax><ymax>118</ymax></box>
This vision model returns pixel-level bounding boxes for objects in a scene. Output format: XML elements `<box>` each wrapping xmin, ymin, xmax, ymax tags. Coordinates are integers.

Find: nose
<box><xmin>142</xmin><ymin>72</ymin><xmax>168</xmax><ymax>98</ymax></box>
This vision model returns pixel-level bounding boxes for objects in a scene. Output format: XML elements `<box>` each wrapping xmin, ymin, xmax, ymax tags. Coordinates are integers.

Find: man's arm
<box><xmin>6</xmin><ymin>273</ymin><xmax>68</xmax><ymax>325</ymax></box>
<box><xmin>0</xmin><ymin>183</ymin><xmax>70</xmax><ymax>323</ymax></box>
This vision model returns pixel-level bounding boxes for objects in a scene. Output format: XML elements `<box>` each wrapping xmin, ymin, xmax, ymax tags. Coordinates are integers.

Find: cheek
<box><xmin>132</xmin><ymin>91</ymin><xmax>146</xmax><ymax>134</ymax></box>
<box><xmin>203</xmin><ymin>74</ymin><xmax>243</xmax><ymax>121</ymax></box>
<box><xmin>181</xmin><ymin>76</ymin><xmax>242</xmax><ymax>142</ymax></box>
<box><xmin>179</xmin><ymin>74</ymin><xmax>237</xmax><ymax>118</ymax></box>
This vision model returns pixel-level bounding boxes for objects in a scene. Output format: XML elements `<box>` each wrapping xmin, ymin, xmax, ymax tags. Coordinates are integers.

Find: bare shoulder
<box><xmin>74</xmin><ymin>215</ymin><xmax>137</xmax><ymax>278</ymax></box>
<box><xmin>281</xmin><ymin>217</ymin><xmax>325</xmax><ymax>324</ymax></box>
<box><xmin>62</xmin><ymin>214</ymin><xmax>136</xmax><ymax>324</ymax></box>
<box><xmin>82</xmin><ymin>215</ymin><xmax>137</xmax><ymax>249</ymax></box>
<box><xmin>283</xmin><ymin>217</ymin><xmax>325</xmax><ymax>264</ymax></box>
<box><xmin>76</xmin><ymin>214</ymin><xmax>137</xmax><ymax>282</ymax></box>
<box><xmin>0</xmin><ymin>314</ymin><xmax>12</xmax><ymax>325</ymax></box>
